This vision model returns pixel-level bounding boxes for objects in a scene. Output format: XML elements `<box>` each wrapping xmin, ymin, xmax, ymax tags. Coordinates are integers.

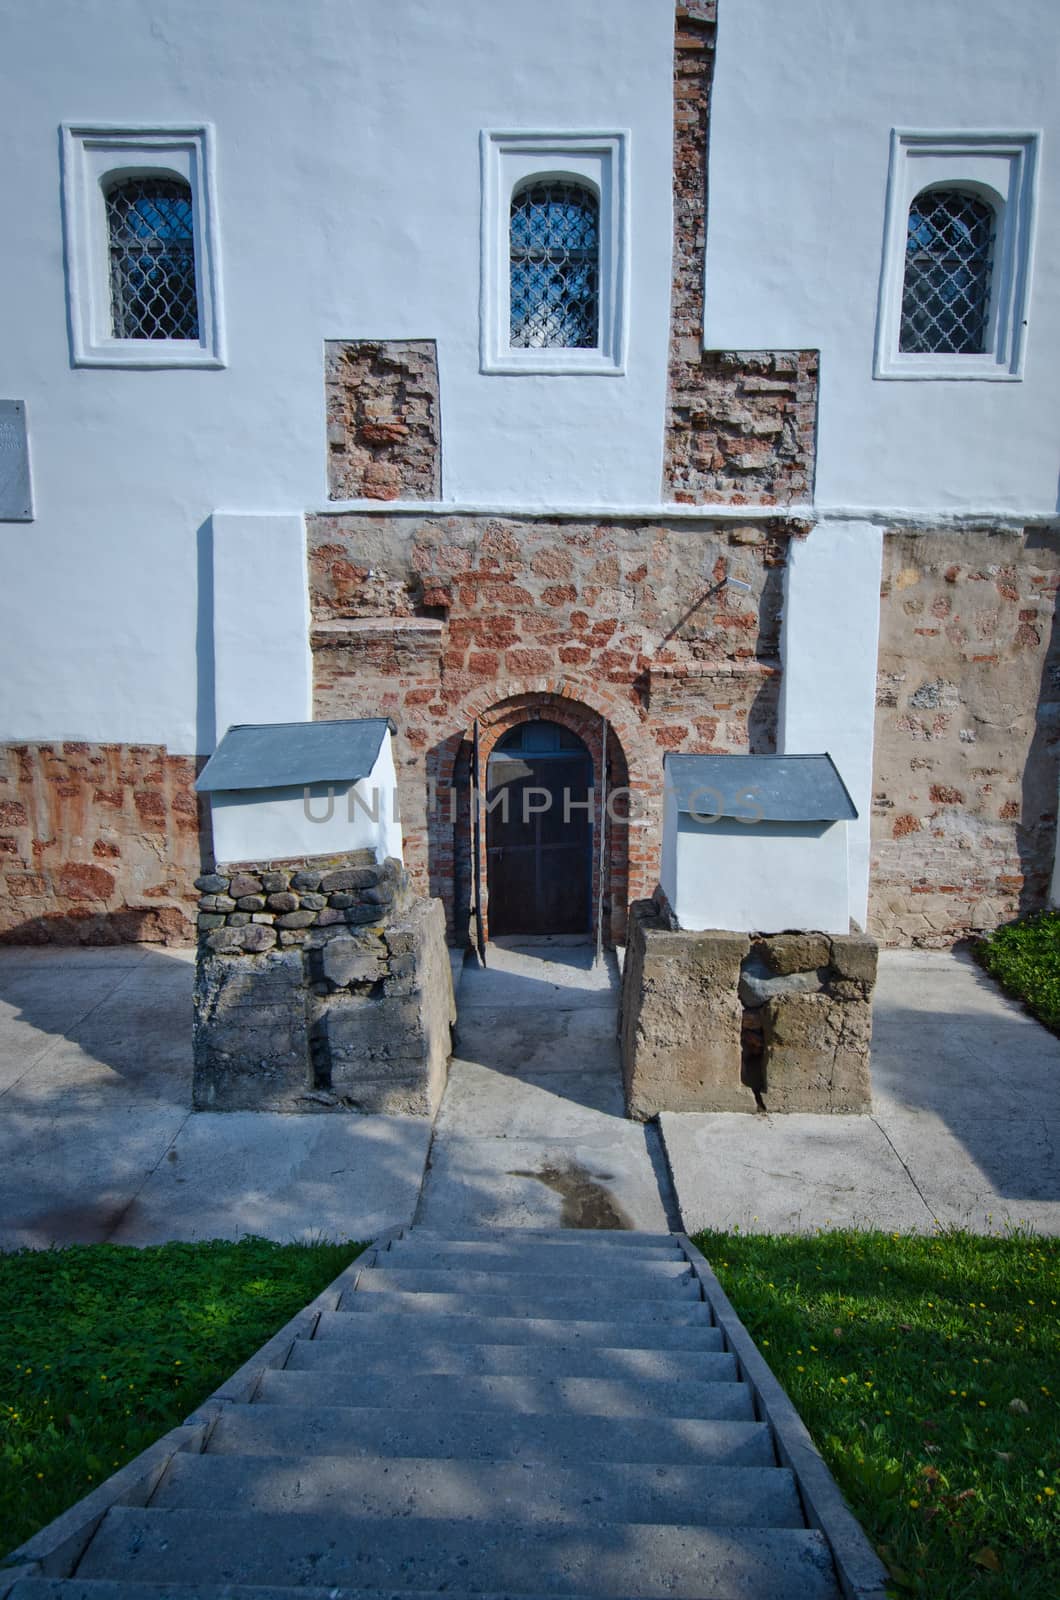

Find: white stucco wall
<box><xmin>778</xmin><ymin>520</ymin><xmax>884</xmax><ymax>930</ymax></box>
<box><xmin>663</xmin><ymin>806</ymin><xmax>851</xmax><ymax>936</ymax></box>
<box><xmin>0</xmin><ymin>0</ymin><xmax>676</xmax><ymax>755</ymax></box>
<box><xmin>705</xmin><ymin>0</ymin><xmax>1060</xmax><ymax>515</ymax></box>
<box><xmin>211</xmin><ymin>513</ymin><xmax>312</xmax><ymax>750</ymax></box>
<box><xmin>1</xmin><ymin>0</ymin><xmax>1056</xmax><ymax>768</ymax></box>
<box><xmin>209</xmin><ymin>732</ymin><xmax>402</xmax><ymax>867</ymax></box>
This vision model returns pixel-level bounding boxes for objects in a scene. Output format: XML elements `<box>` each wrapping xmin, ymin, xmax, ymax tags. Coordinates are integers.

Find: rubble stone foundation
<box><xmin>193</xmin><ymin>851</ymin><xmax>455</xmax><ymax>1114</ymax></box>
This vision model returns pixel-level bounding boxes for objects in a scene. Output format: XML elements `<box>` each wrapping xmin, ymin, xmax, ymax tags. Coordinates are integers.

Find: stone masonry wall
<box><xmin>308</xmin><ymin>511</ymin><xmax>795</xmax><ymax>943</ymax></box>
<box><xmin>325</xmin><ymin>339</ymin><xmax>441</xmax><ymax>502</ymax></box>
<box><xmin>0</xmin><ymin>741</ymin><xmax>203</xmax><ymax>944</ymax></box>
<box><xmin>870</xmin><ymin>527</ymin><xmax>1060</xmax><ymax>946</ymax></box>
<box><xmin>620</xmin><ymin>896</ymin><xmax>876</xmax><ymax>1116</ymax></box>
<box><xmin>664</xmin><ymin>3</ymin><xmax>818</xmax><ymax>504</ymax></box>
<box><xmin>193</xmin><ymin>850</ymin><xmax>454</xmax><ymax>1114</ymax></box>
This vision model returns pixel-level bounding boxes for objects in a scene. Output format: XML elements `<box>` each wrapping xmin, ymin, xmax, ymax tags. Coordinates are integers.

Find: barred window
<box><xmin>510</xmin><ymin>179</ymin><xmax>599</xmax><ymax>350</ymax></box>
<box><xmin>106</xmin><ymin>176</ymin><xmax>200</xmax><ymax>341</ymax></box>
<box><xmin>899</xmin><ymin>188</ymin><xmax>995</xmax><ymax>355</ymax></box>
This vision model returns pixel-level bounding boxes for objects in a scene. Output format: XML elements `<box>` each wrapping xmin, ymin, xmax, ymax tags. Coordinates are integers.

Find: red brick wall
<box><xmin>0</xmin><ymin>742</ymin><xmax>205</xmax><ymax>944</ymax></box>
<box><xmin>309</xmin><ymin>511</ymin><xmax>791</xmax><ymax>943</ymax></box>
<box><xmin>870</xmin><ymin>529</ymin><xmax>1060</xmax><ymax>945</ymax></box>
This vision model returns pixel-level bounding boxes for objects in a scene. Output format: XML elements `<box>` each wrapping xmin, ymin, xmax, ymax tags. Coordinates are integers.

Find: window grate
<box><xmin>510</xmin><ymin>180</ymin><xmax>599</xmax><ymax>350</ymax></box>
<box><xmin>106</xmin><ymin>177</ymin><xmax>200</xmax><ymax>340</ymax></box>
<box><xmin>899</xmin><ymin>188</ymin><xmax>995</xmax><ymax>355</ymax></box>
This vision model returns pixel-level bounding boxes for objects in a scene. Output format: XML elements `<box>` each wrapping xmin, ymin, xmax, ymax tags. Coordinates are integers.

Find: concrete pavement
<box><xmin>1</xmin><ymin>937</ymin><xmax>1058</xmax><ymax>1247</ymax></box>
<box><xmin>0</xmin><ymin>944</ymin><xmax>430</xmax><ymax>1249</ymax></box>
<box><xmin>662</xmin><ymin>947</ymin><xmax>1060</xmax><ymax>1235</ymax></box>
<box><xmin>415</xmin><ymin>937</ymin><xmax>677</xmax><ymax>1232</ymax></box>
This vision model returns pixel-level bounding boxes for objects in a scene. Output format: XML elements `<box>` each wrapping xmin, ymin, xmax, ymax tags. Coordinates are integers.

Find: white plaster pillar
<box><xmin>778</xmin><ymin>519</ymin><xmax>884</xmax><ymax>931</ymax></box>
<box><xmin>210</xmin><ymin>512</ymin><xmax>312</xmax><ymax>745</ymax></box>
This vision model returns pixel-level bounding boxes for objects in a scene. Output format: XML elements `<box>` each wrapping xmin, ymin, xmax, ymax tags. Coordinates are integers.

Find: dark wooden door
<box><xmin>486</xmin><ymin>724</ymin><xmax>593</xmax><ymax>937</ymax></box>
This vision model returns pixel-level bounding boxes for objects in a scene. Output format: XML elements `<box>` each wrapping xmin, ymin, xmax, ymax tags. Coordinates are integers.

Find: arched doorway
<box><xmin>485</xmin><ymin>720</ymin><xmax>594</xmax><ymax>936</ymax></box>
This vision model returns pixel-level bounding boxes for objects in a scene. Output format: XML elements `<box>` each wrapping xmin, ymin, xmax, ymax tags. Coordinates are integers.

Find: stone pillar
<box><xmin>620</xmin><ymin>903</ymin><xmax>877</xmax><ymax>1115</ymax></box>
<box><xmin>620</xmin><ymin>899</ymin><xmax>752</xmax><ymax>1118</ymax></box>
<box><xmin>193</xmin><ymin>851</ymin><xmax>455</xmax><ymax>1114</ymax></box>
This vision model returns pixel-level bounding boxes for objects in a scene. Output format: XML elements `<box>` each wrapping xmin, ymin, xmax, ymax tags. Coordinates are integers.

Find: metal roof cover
<box><xmin>665</xmin><ymin>752</ymin><xmax>857</xmax><ymax>823</ymax></box>
<box><xmin>196</xmin><ymin>718</ymin><xmax>395</xmax><ymax>794</ymax></box>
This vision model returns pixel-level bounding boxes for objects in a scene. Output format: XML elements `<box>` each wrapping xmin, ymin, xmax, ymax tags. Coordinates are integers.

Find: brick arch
<box><xmin>428</xmin><ymin>684</ymin><xmax>642</xmax><ymax>948</ymax></box>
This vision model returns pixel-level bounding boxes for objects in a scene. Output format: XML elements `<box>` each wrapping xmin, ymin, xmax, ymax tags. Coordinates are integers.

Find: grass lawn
<box><xmin>694</xmin><ymin>1228</ymin><xmax>1060</xmax><ymax>1600</ymax></box>
<box><xmin>0</xmin><ymin>1235</ymin><xmax>364</xmax><ymax>1559</ymax></box>
<box><xmin>977</xmin><ymin>911</ymin><xmax>1060</xmax><ymax>1033</ymax></box>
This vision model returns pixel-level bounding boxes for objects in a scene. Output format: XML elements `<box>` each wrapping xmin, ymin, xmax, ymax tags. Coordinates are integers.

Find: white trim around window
<box><xmin>61</xmin><ymin>123</ymin><xmax>226</xmax><ymax>369</ymax></box>
<box><xmin>874</xmin><ymin>129</ymin><xmax>1040</xmax><ymax>381</ymax></box>
<box><xmin>480</xmin><ymin>130</ymin><xmax>629</xmax><ymax>376</ymax></box>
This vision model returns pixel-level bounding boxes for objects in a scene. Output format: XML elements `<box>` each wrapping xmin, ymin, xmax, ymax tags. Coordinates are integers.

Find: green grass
<box><xmin>0</xmin><ymin>1235</ymin><xmax>364</xmax><ymax>1559</ymax></box>
<box><xmin>977</xmin><ymin>911</ymin><xmax>1060</xmax><ymax>1033</ymax></box>
<box><xmin>693</xmin><ymin>1228</ymin><xmax>1060</xmax><ymax>1600</ymax></box>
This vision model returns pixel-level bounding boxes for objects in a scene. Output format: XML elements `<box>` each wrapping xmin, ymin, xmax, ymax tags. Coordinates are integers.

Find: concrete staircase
<box><xmin>5</xmin><ymin>1228</ymin><xmax>884</xmax><ymax>1600</ymax></box>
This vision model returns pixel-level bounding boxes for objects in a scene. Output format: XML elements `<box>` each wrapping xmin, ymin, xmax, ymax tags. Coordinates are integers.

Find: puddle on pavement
<box><xmin>507</xmin><ymin>1160</ymin><xmax>632</xmax><ymax>1230</ymax></box>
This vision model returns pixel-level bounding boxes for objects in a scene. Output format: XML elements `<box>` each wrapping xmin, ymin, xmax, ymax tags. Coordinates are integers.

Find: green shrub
<box><xmin>977</xmin><ymin>911</ymin><xmax>1060</xmax><ymax>1032</ymax></box>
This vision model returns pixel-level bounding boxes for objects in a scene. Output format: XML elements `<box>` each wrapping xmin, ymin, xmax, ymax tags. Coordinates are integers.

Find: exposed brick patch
<box><xmin>308</xmin><ymin>510</ymin><xmax>791</xmax><ymax>942</ymax></box>
<box><xmin>325</xmin><ymin>340</ymin><xmax>441</xmax><ymax>502</ymax></box>
<box><xmin>663</xmin><ymin>4</ymin><xmax>817</xmax><ymax>504</ymax></box>
<box><xmin>869</xmin><ymin>529</ymin><xmax>1060</xmax><ymax>947</ymax></box>
<box><xmin>0</xmin><ymin>742</ymin><xmax>206</xmax><ymax>945</ymax></box>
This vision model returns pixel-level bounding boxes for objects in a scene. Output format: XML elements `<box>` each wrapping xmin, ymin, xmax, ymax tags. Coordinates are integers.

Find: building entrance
<box><xmin>485</xmin><ymin>720</ymin><xmax>593</xmax><ymax>936</ymax></box>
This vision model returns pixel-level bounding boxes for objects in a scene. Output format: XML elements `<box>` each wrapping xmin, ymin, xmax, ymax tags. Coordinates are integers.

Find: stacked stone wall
<box><xmin>325</xmin><ymin>339</ymin><xmax>441</xmax><ymax>502</ymax></box>
<box><xmin>0</xmin><ymin>741</ymin><xmax>202</xmax><ymax>945</ymax></box>
<box><xmin>869</xmin><ymin>527</ymin><xmax>1060</xmax><ymax>945</ymax></box>
<box><xmin>664</xmin><ymin>3</ymin><xmax>817</xmax><ymax>504</ymax></box>
<box><xmin>193</xmin><ymin>850</ymin><xmax>454</xmax><ymax>1114</ymax></box>
<box><xmin>308</xmin><ymin>510</ymin><xmax>793</xmax><ymax>942</ymax></box>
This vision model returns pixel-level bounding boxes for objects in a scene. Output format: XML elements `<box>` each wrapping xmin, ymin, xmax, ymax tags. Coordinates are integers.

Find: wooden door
<box><xmin>486</xmin><ymin>723</ymin><xmax>593</xmax><ymax>937</ymax></box>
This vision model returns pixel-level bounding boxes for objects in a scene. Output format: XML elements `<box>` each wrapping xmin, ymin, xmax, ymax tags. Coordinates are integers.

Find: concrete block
<box><xmin>192</xmin><ymin>949</ymin><xmax>309</xmax><ymax>1111</ymax></box>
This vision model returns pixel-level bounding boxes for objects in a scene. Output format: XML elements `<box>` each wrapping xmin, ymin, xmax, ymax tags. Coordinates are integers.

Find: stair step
<box><xmin>314</xmin><ymin>1308</ymin><xmax>719</xmax><ymax>1348</ymax></box>
<box><xmin>287</xmin><ymin>1336</ymin><xmax>731</xmax><ymax>1380</ymax></box>
<box><xmin>5</xmin><ymin>1587</ymin><xmax>704</xmax><ymax>1600</ymax></box>
<box><xmin>154</xmin><ymin>1452</ymin><xmax>804</xmax><ymax>1527</ymax></box>
<box><xmin>207</xmin><ymin>1403</ymin><xmax>776</xmax><ymax>1466</ymax></box>
<box><xmin>255</xmin><ymin>1368</ymin><xmax>753</xmax><ymax>1420</ymax></box>
<box><xmin>409</xmin><ymin>1228</ymin><xmax>679</xmax><ymax>1247</ymax></box>
<box><xmin>356</xmin><ymin>1268</ymin><xmax>696</xmax><ymax>1300</ymax></box>
<box><xmin>383</xmin><ymin>1241</ymin><xmax>686</xmax><ymax>1271</ymax></box>
<box><xmin>78</xmin><ymin>1507</ymin><xmax>839</xmax><ymax>1598</ymax></box>
<box><xmin>338</xmin><ymin>1291</ymin><xmax>710</xmax><ymax>1323</ymax></box>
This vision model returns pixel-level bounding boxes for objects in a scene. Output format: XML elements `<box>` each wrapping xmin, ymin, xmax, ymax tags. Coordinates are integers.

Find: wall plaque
<box><xmin>0</xmin><ymin>401</ymin><xmax>32</xmax><ymax>521</ymax></box>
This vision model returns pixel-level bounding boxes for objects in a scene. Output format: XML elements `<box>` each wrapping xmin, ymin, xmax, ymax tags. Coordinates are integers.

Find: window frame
<box><xmin>61</xmin><ymin>123</ymin><xmax>225</xmax><ymax>369</ymax></box>
<box><xmin>480</xmin><ymin>130</ymin><xmax>629</xmax><ymax>376</ymax></box>
<box><xmin>874</xmin><ymin>130</ymin><xmax>1039</xmax><ymax>381</ymax></box>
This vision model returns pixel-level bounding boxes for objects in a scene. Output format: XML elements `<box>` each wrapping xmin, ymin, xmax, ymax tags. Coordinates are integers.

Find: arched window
<box><xmin>106</xmin><ymin>175</ymin><xmax>200</xmax><ymax>340</ymax></box>
<box><xmin>899</xmin><ymin>188</ymin><xmax>995</xmax><ymax>355</ymax></box>
<box><xmin>509</xmin><ymin>179</ymin><xmax>599</xmax><ymax>350</ymax></box>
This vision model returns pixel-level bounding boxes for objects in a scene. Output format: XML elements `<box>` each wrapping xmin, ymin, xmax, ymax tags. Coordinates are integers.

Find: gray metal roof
<box><xmin>196</xmin><ymin>718</ymin><xmax>395</xmax><ymax>794</ymax></box>
<box><xmin>664</xmin><ymin>752</ymin><xmax>857</xmax><ymax>823</ymax></box>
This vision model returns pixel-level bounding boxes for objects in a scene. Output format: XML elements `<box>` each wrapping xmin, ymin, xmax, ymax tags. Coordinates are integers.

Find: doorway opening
<box><xmin>485</xmin><ymin>720</ymin><xmax>593</xmax><ymax>937</ymax></box>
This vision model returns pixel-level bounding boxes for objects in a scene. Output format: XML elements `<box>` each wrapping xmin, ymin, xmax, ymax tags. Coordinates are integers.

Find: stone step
<box><xmin>314</xmin><ymin>1308</ymin><xmax>719</xmax><ymax>1349</ymax></box>
<box><xmin>286</xmin><ymin>1336</ymin><xmax>732</xmax><ymax>1380</ymax></box>
<box><xmin>207</xmin><ymin>1403</ymin><xmax>777</xmax><ymax>1467</ymax></box>
<box><xmin>383</xmin><ymin>1241</ymin><xmax>686</xmax><ymax>1270</ymax></box>
<box><xmin>5</xmin><ymin>1588</ymin><xmax>699</xmax><ymax>1600</ymax></box>
<box><xmin>153</xmin><ymin>1452</ymin><xmax>804</xmax><ymax>1527</ymax></box>
<box><xmin>337</xmin><ymin>1291</ymin><xmax>711</xmax><ymax>1324</ymax></box>
<box><xmin>255</xmin><ymin>1368</ymin><xmax>754</xmax><ymax>1421</ymax></box>
<box><xmin>78</xmin><ymin>1508</ymin><xmax>839</xmax><ymax>1598</ymax></box>
<box><xmin>408</xmin><ymin>1228</ymin><xmax>678</xmax><ymax>1248</ymax></box>
<box><xmin>353</xmin><ymin>1268</ymin><xmax>699</xmax><ymax>1301</ymax></box>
